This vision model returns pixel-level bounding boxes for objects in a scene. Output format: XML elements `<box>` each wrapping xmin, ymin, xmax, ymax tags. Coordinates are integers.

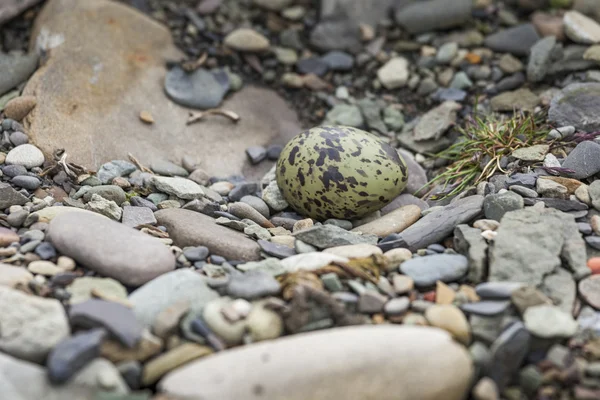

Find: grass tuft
<box><xmin>422</xmin><ymin>111</ymin><xmax>551</xmax><ymax>200</ymax></box>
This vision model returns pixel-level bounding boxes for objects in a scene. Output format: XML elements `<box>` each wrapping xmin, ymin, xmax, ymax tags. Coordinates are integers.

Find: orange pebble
<box><xmin>588</xmin><ymin>258</ymin><xmax>600</xmax><ymax>274</ymax></box>
<box><xmin>423</xmin><ymin>291</ymin><xmax>436</xmax><ymax>302</ymax></box>
<box><xmin>464</xmin><ymin>52</ymin><xmax>482</xmax><ymax>64</ymax></box>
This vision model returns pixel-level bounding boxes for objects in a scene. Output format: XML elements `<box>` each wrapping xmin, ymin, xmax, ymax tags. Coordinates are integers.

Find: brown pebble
<box><xmin>139</xmin><ymin>110</ymin><xmax>155</xmax><ymax>124</ymax></box>
<box><xmin>0</xmin><ymin>227</ymin><xmax>19</xmax><ymax>247</ymax></box>
<box><xmin>3</xmin><ymin>95</ymin><xmax>37</xmax><ymax>121</ymax></box>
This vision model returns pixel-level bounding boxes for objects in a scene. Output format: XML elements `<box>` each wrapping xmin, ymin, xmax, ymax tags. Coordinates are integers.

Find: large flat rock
<box><xmin>158</xmin><ymin>325</ymin><xmax>473</xmax><ymax>400</ymax></box>
<box><xmin>155</xmin><ymin>208</ymin><xmax>262</xmax><ymax>262</ymax></box>
<box><xmin>23</xmin><ymin>0</ymin><xmax>301</xmax><ymax>179</ymax></box>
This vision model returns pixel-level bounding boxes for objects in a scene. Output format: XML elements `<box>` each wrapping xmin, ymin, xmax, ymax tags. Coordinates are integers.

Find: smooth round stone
<box><xmin>2</xmin><ymin>164</ymin><xmax>27</xmax><ymax>177</ymax></box>
<box><xmin>0</xmin><ymin>227</ymin><xmax>19</xmax><ymax>246</ymax></box>
<box><xmin>11</xmin><ymin>175</ymin><xmax>41</xmax><ymax>190</ymax></box>
<box><xmin>47</xmin><ymin>211</ymin><xmax>175</xmax><ymax>286</ymax></box>
<box><xmin>281</xmin><ymin>252</ymin><xmax>349</xmax><ymax>273</ymax></box>
<box><xmin>579</xmin><ymin>275</ymin><xmax>600</xmax><ymax>309</ymax></box>
<box><xmin>9</xmin><ymin>131</ymin><xmax>29</xmax><ymax>147</ymax></box>
<box><xmin>27</xmin><ymin>260</ymin><xmax>62</xmax><ymax>276</ymax></box>
<box><xmin>202</xmin><ymin>297</ymin><xmax>247</xmax><ymax>345</ymax></box>
<box><xmin>384</xmin><ymin>248</ymin><xmax>412</xmax><ymax>270</ymax></box>
<box><xmin>5</xmin><ymin>144</ymin><xmax>45</xmax><ymax>169</ymax></box>
<box><xmin>240</xmin><ymin>196</ymin><xmax>270</xmax><ymax>219</ymax></box>
<box><xmin>151</xmin><ymin>160</ymin><xmax>189</xmax><ymax>177</ymax></box>
<box><xmin>183</xmin><ymin>246</ymin><xmax>210</xmax><ymax>262</ymax></box>
<box><xmin>523</xmin><ymin>305</ymin><xmax>578</xmax><ymax>338</ymax></box>
<box><xmin>226</xmin><ymin>270</ymin><xmax>281</xmax><ymax>300</ymax></box>
<box><xmin>159</xmin><ymin>326</ymin><xmax>473</xmax><ymax>400</ymax></box>
<box><xmin>475</xmin><ymin>282</ymin><xmax>525</xmax><ymax>299</ymax></box>
<box><xmin>224</xmin><ymin>28</ymin><xmax>270</xmax><ymax>52</ymax></box>
<box><xmin>66</xmin><ymin>277</ymin><xmax>127</xmax><ymax>305</ymax></box>
<box><xmin>460</xmin><ymin>301</ymin><xmax>511</xmax><ymax>316</ymax></box>
<box><xmin>323</xmin><ymin>243</ymin><xmax>382</xmax><ymax>259</ymax></box>
<box><xmin>296</xmin><ymin>57</ymin><xmax>329</xmax><ymax>76</ymax></box>
<box><xmin>351</xmin><ymin>205</ymin><xmax>421</xmax><ymax>237</ymax></box>
<box><xmin>320</xmin><ymin>51</ymin><xmax>354</xmax><ymax>71</ymax></box>
<box><xmin>246</xmin><ymin>301</ymin><xmax>284</xmax><ymax>342</ymax></box>
<box><xmin>400</xmin><ymin>254</ymin><xmax>469</xmax><ymax>287</ymax></box>
<box><xmin>384</xmin><ymin>297</ymin><xmax>410</xmax><ymax>315</ymax></box>
<box><xmin>165</xmin><ymin>67</ymin><xmax>229</xmax><ymax>110</ymax></box>
<box><xmin>425</xmin><ymin>304</ymin><xmax>471</xmax><ymax>345</ymax></box>
<box><xmin>47</xmin><ymin>328</ymin><xmax>106</xmax><ymax>384</ymax></box>
<box><xmin>0</xmin><ymin>263</ymin><xmax>33</xmax><ymax>288</ymax></box>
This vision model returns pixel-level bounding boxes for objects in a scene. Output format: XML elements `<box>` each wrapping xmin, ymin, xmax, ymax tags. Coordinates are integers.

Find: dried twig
<box><xmin>187</xmin><ymin>109</ymin><xmax>240</xmax><ymax>125</ymax></box>
<box><xmin>128</xmin><ymin>153</ymin><xmax>153</xmax><ymax>174</ymax></box>
<box><xmin>181</xmin><ymin>52</ymin><xmax>208</xmax><ymax>72</ymax></box>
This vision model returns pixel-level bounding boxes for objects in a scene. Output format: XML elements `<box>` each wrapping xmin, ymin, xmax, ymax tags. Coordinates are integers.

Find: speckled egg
<box><xmin>276</xmin><ymin>125</ymin><xmax>408</xmax><ymax>220</ymax></box>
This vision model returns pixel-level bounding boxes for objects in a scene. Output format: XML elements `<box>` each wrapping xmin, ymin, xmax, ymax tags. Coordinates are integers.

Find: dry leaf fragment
<box><xmin>139</xmin><ymin>111</ymin><xmax>155</xmax><ymax>124</ymax></box>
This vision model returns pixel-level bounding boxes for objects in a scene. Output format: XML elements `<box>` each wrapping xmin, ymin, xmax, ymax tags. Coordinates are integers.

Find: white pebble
<box><xmin>5</xmin><ymin>144</ymin><xmax>45</xmax><ymax>169</ymax></box>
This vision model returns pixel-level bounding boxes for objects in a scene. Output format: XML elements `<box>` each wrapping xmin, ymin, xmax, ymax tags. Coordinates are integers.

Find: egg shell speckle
<box><xmin>276</xmin><ymin>126</ymin><xmax>408</xmax><ymax>220</ymax></box>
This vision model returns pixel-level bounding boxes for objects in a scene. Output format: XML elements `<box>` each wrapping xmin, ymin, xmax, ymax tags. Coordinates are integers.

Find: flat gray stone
<box><xmin>395</xmin><ymin>0</ymin><xmax>472</xmax><ymax>34</ymax></box>
<box><xmin>47</xmin><ymin>328</ymin><xmax>106</xmax><ymax>384</ymax></box>
<box><xmin>453</xmin><ymin>225</ymin><xmax>488</xmax><ymax>284</ymax></box>
<box><xmin>400</xmin><ymin>254</ymin><xmax>469</xmax><ymax>287</ymax></box>
<box><xmin>155</xmin><ymin>208</ymin><xmax>262</xmax><ymax>261</ymax></box>
<box><xmin>121</xmin><ymin>206</ymin><xmax>157</xmax><ymax>228</ymax></box>
<box><xmin>381</xmin><ymin>195</ymin><xmax>483</xmax><ymax>252</ymax></box>
<box><xmin>47</xmin><ymin>211</ymin><xmax>175</xmax><ymax>286</ymax></box>
<box><xmin>523</xmin><ymin>305</ymin><xmax>578</xmax><ymax>338</ymax></box>
<box><xmin>0</xmin><ymin>52</ymin><xmax>38</xmax><ymax>96</ymax></box>
<box><xmin>527</xmin><ymin>36</ymin><xmax>556</xmax><ymax>83</ymax></box>
<box><xmin>293</xmin><ymin>224</ymin><xmax>378</xmax><ymax>249</ymax></box>
<box><xmin>165</xmin><ymin>67</ymin><xmax>229</xmax><ymax>110</ymax></box>
<box><xmin>0</xmin><ymin>182</ymin><xmax>28</xmax><ymax>209</ymax></box>
<box><xmin>483</xmin><ymin>191</ymin><xmax>524</xmax><ymax>221</ymax></box>
<box><xmin>561</xmin><ymin>140</ymin><xmax>600</xmax><ymax>179</ymax></box>
<box><xmin>0</xmin><ymin>286</ymin><xmax>70</xmax><ymax>363</ymax></box>
<box><xmin>82</xmin><ymin>185</ymin><xmax>126</xmax><ymax>205</ymax></box>
<box><xmin>549</xmin><ymin>82</ymin><xmax>600</xmax><ymax>133</ymax></box>
<box><xmin>129</xmin><ymin>269</ymin><xmax>219</xmax><ymax>327</ymax></box>
<box><xmin>484</xmin><ymin>24</ymin><xmax>541</xmax><ymax>56</ymax></box>
<box><xmin>489</xmin><ymin>322</ymin><xmax>530</xmax><ymax>391</ymax></box>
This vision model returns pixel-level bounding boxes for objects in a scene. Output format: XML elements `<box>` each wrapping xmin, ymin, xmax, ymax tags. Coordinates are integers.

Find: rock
<box><xmin>377</xmin><ymin>57</ymin><xmax>409</xmax><ymax>90</ymax></box>
<box><xmin>454</xmin><ymin>225</ymin><xmax>488</xmax><ymax>284</ymax></box>
<box><xmin>5</xmin><ymin>144</ymin><xmax>45</xmax><ymax>169</ymax></box>
<box><xmin>0</xmin><ymin>264</ymin><xmax>33</xmax><ymax>288</ymax></box>
<box><xmin>321</xmin><ymin>0</ymin><xmax>396</xmax><ymax>27</ymax></box>
<box><xmin>523</xmin><ymin>305</ymin><xmax>578</xmax><ymax>338</ymax></box>
<box><xmin>155</xmin><ymin>208</ymin><xmax>261</xmax><ymax>261</ymax></box>
<box><xmin>224</xmin><ymin>28</ymin><xmax>270</xmax><ymax>52</ymax></box>
<box><xmin>425</xmin><ymin>304</ymin><xmax>471</xmax><ymax>345</ymax></box>
<box><xmin>101</xmin><ymin>329</ymin><xmax>163</xmax><ymax>364</ymax></box>
<box><xmin>325</xmin><ymin>104</ymin><xmax>364</xmax><ymax>127</ymax></box>
<box><xmin>484</xmin><ymin>24</ymin><xmax>541</xmax><ymax>56</ymax></box>
<box><xmin>262</xmin><ymin>180</ymin><xmax>289</xmax><ymax>212</ymax></box>
<box><xmin>0</xmin><ymin>0</ymin><xmax>44</xmax><ymax>25</ymax></box>
<box><xmin>0</xmin><ymin>52</ymin><xmax>38</xmax><ymax>96</ymax></box>
<box><xmin>527</xmin><ymin>37</ymin><xmax>556</xmax><ymax>82</ymax></box>
<box><xmin>400</xmin><ymin>254</ymin><xmax>469</xmax><ymax>287</ymax></box>
<box><xmin>483</xmin><ymin>192</ymin><xmax>524</xmax><ymax>221</ymax></box>
<box><xmin>246</xmin><ymin>300</ymin><xmax>284</xmax><ymax>341</ymax></box>
<box><xmin>142</xmin><ymin>343</ymin><xmax>212</xmax><ymax>386</ymax></box>
<box><xmin>67</xmin><ymin>277</ymin><xmax>127</xmax><ymax>305</ymax></box>
<box><xmin>548</xmin><ymin>83</ymin><xmax>600</xmax><ymax>133</ymax></box>
<box><xmin>281</xmin><ymin>252</ymin><xmax>349</xmax><ymax>273</ymax></box>
<box><xmin>321</xmin><ymin>51</ymin><xmax>354</xmax><ymax>71</ymax></box>
<box><xmin>159</xmin><ymin>326</ymin><xmax>473</xmax><ymax>400</ymax></box>
<box><xmin>47</xmin><ymin>328</ymin><xmax>106</xmax><ymax>384</ymax></box>
<box><xmin>564</xmin><ymin>11</ymin><xmax>600</xmax><ymax>44</ymax></box>
<box><xmin>28</xmin><ymin>260</ymin><xmax>62</xmax><ymax>276</ymax></box>
<box><xmin>351</xmin><ymin>205</ymin><xmax>420</xmax><ymax>237</ymax></box>
<box><xmin>380</xmin><ymin>196</ymin><xmax>484</xmax><ymax>252</ymax></box>
<box><xmin>253</xmin><ymin>0</ymin><xmax>292</xmax><ymax>11</ymax></box>
<box><xmin>85</xmin><ymin>194</ymin><xmax>122</xmax><ymax>220</ymax></box>
<box><xmin>323</xmin><ymin>244</ymin><xmax>382</xmax><ymax>259</ymax></box>
<box><xmin>47</xmin><ymin>211</ymin><xmax>175</xmax><ymax>286</ymax></box>
<box><xmin>536</xmin><ymin>178</ymin><xmax>567</xmax><ymax>198</ymax></box>
<box><xmin>309</xmin><ymin>19</ymin><xmax>361</xmax><ymax>53</ymax></box>
<box><xmin>226</xmin><ymin>270</ymin><xmax>281</xmax><ymax>300</ymax></box>
<box><xmin>23</xmin><ymin>0</ymin><xmax>300</xmax><ymax>180</ymax></box>
<box><xmin>122</xmin><ymin>206</ymin><xmax>157</xmax><ymax>228</ymax></box>
<box><xmin>202</xmin><ymin>297</ymin><xmax>246</xmax><ymax>345</ymax></box>
<box><xmin>0</xmin><ymin>286</ymin><xmax>70</xmax><ymax>363</ymax></box>
<box><xmin>561</xmin><ymin>140</ymin><xmax>600</xmax><ymax>179</ymax></box>
<box><xmin>164</xmin><ymin>67</ymin><xmax>228</xmax><ymax>110</ymax></box>
<box><xmin>129</xmin><ymin>269</ymin><xmax>219</xmax><ymax>327</ymax></box>
<box><xmin>293</xmin><ymin>224</ymin><xmax>377</xmax><ymax>249</ymax></box>
<box><xmin>394</xmin><ymin>0</ymin><xmax>472</xmax><ymax>34</ymax></box>
<box><xmin>3</xmin><ymin>95</ymin><xmax>37</xmax><ymax>121</ymax></box>
<box><xmin>152</xmin><ymin>177</ymin><xmax>204</xmax><ymax>200</ymax></box>
<box><xmin>151</xmin><ymin>160</ymin><xmax>188</xmax><ymax>177</ymax></box>
<box><xmin>511</xmin><ymin>144</ymin><xmax>549</xmax><ymax>161</ymax></box>
<box><xmin>0</xmin><ymin>182</ymin><xmax>28</xmax><ymax>209</ymax></box>
<box><xmin>579</xmin><ymin>275</ymin><xmax>600</xmax><ymax>309</ymax></box>
<box><xmin>413</xmin><ymin>101</ymin><xmax>461</xmax><ymax>142</ymax></box>
<box><xmin>69</xmin><ymin>299</ymin><xmax>143</xmax><ymax>348</ymax></box>
<box><xmin>0</xmin><ymin>353</ymin><xmax>129</xmax><ymax>399</ymax></box>
<box><xmin>490</xmin><ymin>88</ymin><xmax>539</xmax><ymax>112</ymax></box>
<box><xmin>472</xmin><ymin>378</ymin><xmax>499</xmax><ymax>400</ymax></box>
<box><xmin>489</xmin><ymin>322</ymin><xmax>530</xmax><ymax>391</ymax></box>
<box><xmin>489</xmin><ymin>207</ymin><xmax>588</xmax><ymax>295</ymax></box>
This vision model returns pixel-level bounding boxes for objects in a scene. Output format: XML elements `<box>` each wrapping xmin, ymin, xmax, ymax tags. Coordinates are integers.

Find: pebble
<box><xmin>0</xmin><ymin>286</ymin><xmax>70</xmax><ymax>363</ymax></box>
<box><xmin>281</xmin><ymin>252</ymin><xmax>348</xmax><ymax>273</ymax></box>
<box><xmin>488</xmin><ymin>322</ymin><xmax>530</xmax><ymax>390</ymax></box>
<box><xmin>11</xmin><ymin>175</ymin><xmax>41</xmax><ymax>190</ymax></box>
<box><xmin>323</xmin><ymin>243</ymin><xmax>382</xmax><ymax>259</ymax></box>
<box><xmin>400</xmin><ymin>254</ymin><xmax>469</xmax><ymax>287</ymax></box>
<box><xmin>561</xmin><ymin>140</ymin><xmax>600</xmax><ymax>179</ymax></box>
<box><xmin>203</xmin><ymin>297</ymin><xmax>247</xmax><ymax>345</ymax></box>
<box><xmin>257</xmin><ymin>239</ymin><xmax>296</xmax><ymax>259</ymax></box>
<box><xmin>3</xmin><ymin>95</ymin><xmax>36</xmax><ymax>121</ymax></box>
<box><xmin>226</xmin><ymin>270</ymin><xmax>281</xmax><ymax>300</ymax></box>
<box><xmin>97</xmin><ymin>160</ymin><xmax>137</xmax><ymax>184</ymax></box>
<box><xmin>67</xmin><ymin>277</ymin><xmax>128</xmax><ymax>305</ymax></box>
<box><xmin>523</xmin><ymin>304</ymin><xmax>578</xmax><ymax>338</ymax></box>
<box><xmin>0</xmin><ymin>263</ymin><xmax>33</xmax><ymax>287</ymax></box>
<box><xmin>527</xmin><ymin>36</ymin><xmax>556</xmax><ymax>83</ymax></box>
<box><xmin>121</xmin><ymin>206</ymin><xmax>157</xmax><ymax>228</ymax></box>
<box><xmin>228</xmin><ymin>202</ymin><xmax>273</xmax><ymax>228</ymax></box>
<box><xmin>0</xmin><ymin>52</ymin><xmax>38</xmax><ymax>96</ymax></box>
<box><xmin>262</xmin><ymin>180</ymin><xmax>289</xmax><ymax>211</ymax></box>
<box><xmin>461</xmin><ymin>301</ymin><xmax>511</xmax><ymax>316</ymax></box>
<box><xmin>425</xmin><ymin>304</ymin><xmax>471</xmax><ymax>345</ymax></box>
<box><xmin>484</xmin><ymin>23</ymin><xmax>540</xmax><ymax>56</ymax></box>
<box><xmin>476</xmin><ymin>282</ymin><xmax>524</xmax><ymax>299</ymax></box>
<box><xmin>142</xmin><ymin>343</ymin><xmax>212</xmax><ymax>386</ymax></box>
<box><xmin>152</xmin><ymin>176</ymin><xmax>205</xmax><ymax>200</ymax></box>
<box><xmin>483</xmin><ymin>191</ymin><xmax>524</xmax><ymax>221</ymax></box>
<box><xmin>150</xmin><ymin>160</ymin><xmax>188</xmax><ymax>177</ymax></box>
<box><xmin>564</xmin><ymin>10</ymin><xmax>600</xmax><ymax>44</ymax></box>
<box><xmin>293</xmin><ymin>224</ymin><xmax>377</xmax><ymax>249</ymax></box>
<box><xmin>296</xmin><ymin>57</ymin><xmax>328</xmax><ymax>76</ymax></box>
<box><xmin>224</xmin><ymin>28</ymin><xmax>270</xmax><ymax>52</ymax></box>
<box><xmin>47</xmin><ymin>211</ymin><xmax>175</xmax><ymax>286</ymax></box>
<box><xmin>384</xmin><ymin>297</ymin><xmax>410</xmax><ymax>315</ymax></box>
<box><xmin>164</xmin><ymin>67</ymin><xmax>229</xmax><ymax>110</ymax></box>
<box><xmin>395</xmin><ymin>0</ymin><xmax>473</xmax><ymax>34</ymax></box>
<box><xmin>549</xmin><ymin>83</ymin><xmax>600</xmax><ymax>133</ymax></box>
<box><xmin>5</xmin><ymin>144</ymin><xmax>44</xmax><ymax>169</ymax></box>
<box><xmin>246</xmin><ymin>301</ymin><xmax>284</xmax><ymax>342</ymax></box>
<box><xmin>28</xmin><ymin>260</ymin><xmax>62</xmax><ymax>276</ymax></box>
<box><xmin>47</xmin><ymin>328</ymin><xmax>106</xmax><ymax>384</ymax></box>
<box><xmin>579</xmin><ymin>275</ymin><xmax>600</xmax><ymax>309</ymax></box>
<box><xmin>377</xmin><ymin>57</ymin><xmax>410</xmax><ymax>89</ymax></box>
<box><xmin>320</xmin><ymin>51</ymin><xmax>354</xmax><ymax>71</ymax></box>
<box><xmin>158</xmin><ymin>326</ymin><xmax>473</xmax><ymax>400</ymax></box>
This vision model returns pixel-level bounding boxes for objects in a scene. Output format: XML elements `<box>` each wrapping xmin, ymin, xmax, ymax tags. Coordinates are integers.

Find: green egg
<box><xmin>276</xmin><ymin>125</ymin><xmax>408</xmax><ymax>220</ymax></box>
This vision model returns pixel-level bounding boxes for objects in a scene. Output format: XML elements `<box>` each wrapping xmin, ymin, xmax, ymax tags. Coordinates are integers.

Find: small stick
<box><xmin>187</xmin><ymin>109</ymin><xmax>240</xmax><ymax>125</ymax></box>
<box><xmin>128</xmin><ymin>153</ymin><xmax>153</xmax><ymax>174</ymax></box>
